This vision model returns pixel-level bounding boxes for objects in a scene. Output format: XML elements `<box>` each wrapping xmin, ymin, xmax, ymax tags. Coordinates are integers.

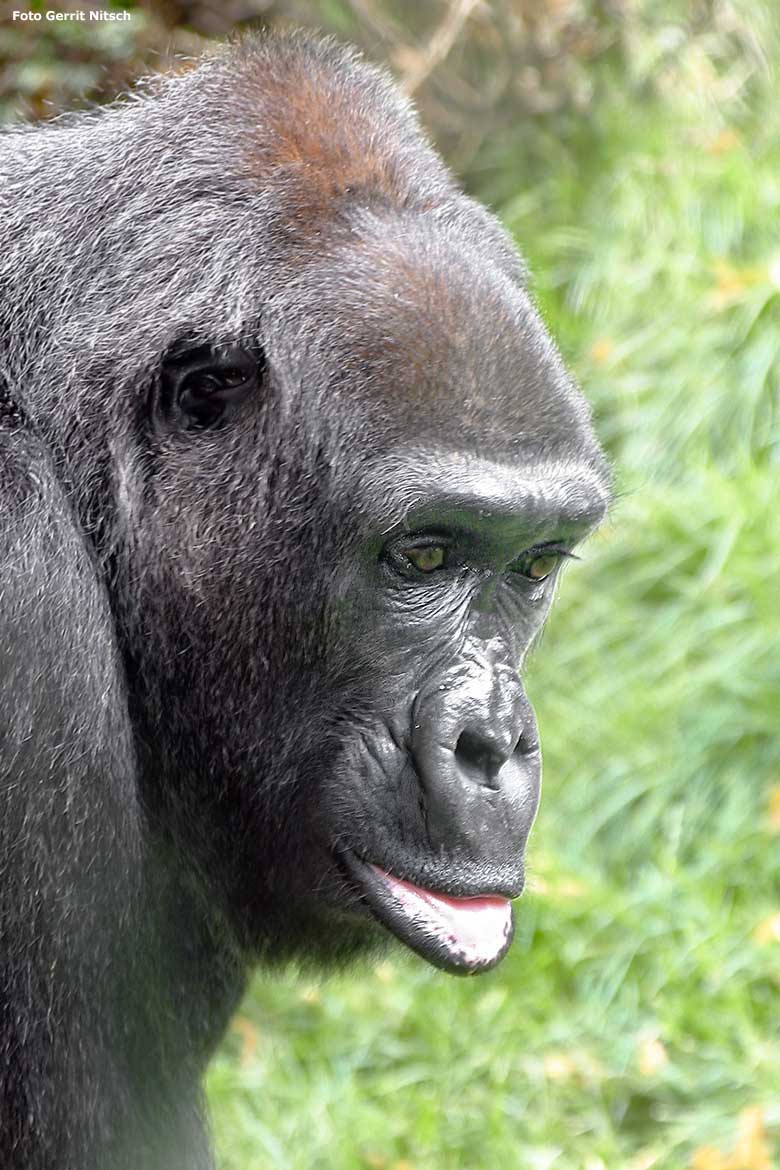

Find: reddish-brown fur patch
<box><xmin>230</xmin><ymin>36</ymin><xmax>449</xmax><ymax>223</ymax></box>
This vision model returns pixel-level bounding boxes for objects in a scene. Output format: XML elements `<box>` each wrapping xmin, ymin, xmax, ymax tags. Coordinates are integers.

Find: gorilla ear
<box><xmin>158</xmin><ymin>342</ymin><xmax>265</xmax><ymax>431</ymax></box>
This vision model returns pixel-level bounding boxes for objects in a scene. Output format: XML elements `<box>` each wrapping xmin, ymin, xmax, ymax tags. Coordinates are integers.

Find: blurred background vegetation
<box><xmin>2</xmin><ymin>1</ymin><xmax>778</xmax><ymax>1167</ymax></box>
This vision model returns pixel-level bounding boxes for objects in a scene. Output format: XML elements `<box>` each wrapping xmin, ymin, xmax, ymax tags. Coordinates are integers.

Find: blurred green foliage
<box><xmin>3</xmin><ymin>2</ymin><xmax>778</xmax><ymax>1167</ymax></box>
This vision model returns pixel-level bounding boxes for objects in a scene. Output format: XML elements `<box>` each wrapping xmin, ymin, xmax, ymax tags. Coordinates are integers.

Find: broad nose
<box><xmin>410</xmin><ymin>659</ymin><xmax>541</xmax><ymax>859</ymax></box>
<box><xmin>452</xmin><ymin>663</ymin><xmax>530</xmax><ymax>789</ymax></box>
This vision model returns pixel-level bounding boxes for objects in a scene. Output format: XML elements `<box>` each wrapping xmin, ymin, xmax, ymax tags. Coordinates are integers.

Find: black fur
<box><xmin>0</xmin><ymin>30</ymin><xmax>609</xmax><ymax>1169</ymax></box>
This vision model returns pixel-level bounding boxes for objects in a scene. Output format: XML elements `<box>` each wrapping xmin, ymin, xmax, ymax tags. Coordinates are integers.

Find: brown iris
<box><xmin>509</xmin><ymin>547</ymin><xmax>568</xmax><ymax>581</ymax></box>
<box><xmin>405</xmin><ymin>545</ymin><xmax>446</xmax><ymax>573</ymax></box>
<box><xmin>525</xmin><ymin>552</ymin><xmax>562</xmax><ymax>580</ymax></box>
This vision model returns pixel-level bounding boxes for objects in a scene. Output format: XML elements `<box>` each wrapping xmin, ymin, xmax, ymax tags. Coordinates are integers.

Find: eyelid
<box><xmin>518</xmin><ymin>542</ymin><xmax>577</xmax><ymax>561</ymax></box>
<box><xmin>397</xmin><ymin>532</ymin><xmax>452</xmax><ymax>549</ymax></box>
<box><xmin>392</xmin><ymin>533</ymin><xmax>453</xmax><ymax>558</ymax></box>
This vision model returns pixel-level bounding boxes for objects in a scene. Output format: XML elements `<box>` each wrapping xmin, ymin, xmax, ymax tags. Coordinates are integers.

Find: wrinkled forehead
<box><xmin>264</xmin><ymin>215</ymin><xmax>599</xmax><ymax>463</ymax></box>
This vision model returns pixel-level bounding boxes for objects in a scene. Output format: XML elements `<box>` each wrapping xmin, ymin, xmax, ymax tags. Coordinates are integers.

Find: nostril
<box><xmin>514</xmin><ymin>726</ymin><xmax>540</xmax><ymax>757</ymax></box>
<box><xmin>454</xmin><ymin>730</ymin><xmax>506</xmax><ymax>788</ymax></box>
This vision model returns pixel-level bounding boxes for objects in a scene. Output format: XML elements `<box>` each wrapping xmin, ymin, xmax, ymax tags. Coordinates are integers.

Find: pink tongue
<box><xmin>370</xmin><ymin>866</ymin><xmax>512</xmax><ymax>965</ymax></box>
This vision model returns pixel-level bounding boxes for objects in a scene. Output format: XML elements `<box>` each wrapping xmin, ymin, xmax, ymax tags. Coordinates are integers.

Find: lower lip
<box><xmin>339</xmin><ymin>853</ymin><xmax>516</xmax><ymax>975</ymax></box>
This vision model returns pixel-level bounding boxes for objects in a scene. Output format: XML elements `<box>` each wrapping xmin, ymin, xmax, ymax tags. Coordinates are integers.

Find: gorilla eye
<box><xmin>159</xmin><ymin>342</ymin><xmax>263</xmax><ymax>430</ymax></box>
<box><xmin>510</xmin><ymin>545</ymin><xmax>572</xmax><ymax>581</ymax></box>
<box><xmin>404</xmin><ymin>545</ymin><xmax>447</xmax><ymax>573</ymax></box>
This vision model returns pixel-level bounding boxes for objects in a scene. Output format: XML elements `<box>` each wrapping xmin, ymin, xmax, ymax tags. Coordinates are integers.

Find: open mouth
<box><xmin>340</xmin><ymin>852</ymin><xmax>515</xmax><ymax>975</ymax></box>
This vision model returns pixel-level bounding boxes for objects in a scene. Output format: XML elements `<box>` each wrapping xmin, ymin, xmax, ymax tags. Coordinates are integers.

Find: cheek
<box><xmin>372</xmin><ymin>593</ymin><xmax>473</xmax><ymax>687</ymax></box>
<box><xmin>141</xmin><ymin>470</ymin><xmax>269</xmax><ymax>603</ymax></box>
<box><xmin>337</xmin><ymin>572</ymin><xmax>545</xmax><ymax>675</ymax></box>
<box><xmin>389</xmin><ymin>578</ymin><xmax>474</xmax><ymax>633</ymax></box>
<box><xmin>384</xmin><ymin>579</ymin><xmax>547</xmax><ymax>666</ymax></box>
<box><xmin>492</xmin><ymin>581</ymin><xmax>555</xmax><ymax>649</ymax></box>
<box><xmin>145</xmin><ymin>432</ymin><xmax>267</xmax><ymax>543</ymax></box>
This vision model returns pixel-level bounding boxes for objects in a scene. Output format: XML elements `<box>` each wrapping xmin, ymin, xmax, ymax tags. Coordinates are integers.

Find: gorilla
<box><xmin>0</xmin><ymin>29</ymin><xmax>609</xmax><ymax>1170</ymax></box>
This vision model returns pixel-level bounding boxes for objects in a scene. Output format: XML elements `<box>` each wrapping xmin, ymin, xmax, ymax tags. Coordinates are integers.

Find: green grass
<box><xmin>207</xmin><ymin>6</ymin><xmax>780</xmax><ymax>1167</ymax></box>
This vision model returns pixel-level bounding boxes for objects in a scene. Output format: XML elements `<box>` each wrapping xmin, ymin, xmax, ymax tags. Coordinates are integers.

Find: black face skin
<box><xmin>329</xmin><ymin>456</ymin><xmax>605</xmax><ymax>970</ymax></box>
<box><xmin>339</xmin><ymin>456</ymin><xmax>604</xmax><ymax>870</ymax></box>
<box><xmin>0</xmin><ymin>29</ymin><xmax>610</xmax><ymax>1170</ymax></box>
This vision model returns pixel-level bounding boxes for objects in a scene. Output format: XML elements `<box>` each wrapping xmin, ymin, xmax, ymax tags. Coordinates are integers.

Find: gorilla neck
<box><xmin>129</xmin><ymin>829</ymin><xmax>248</xmax><ymax>1077</ymax></box>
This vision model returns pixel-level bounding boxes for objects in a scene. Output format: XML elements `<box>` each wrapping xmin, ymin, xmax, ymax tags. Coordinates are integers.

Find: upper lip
<box><xmin>334</xmin><ymin>847</ymin><xmax>525</xmax><ymax>901</ymax></box>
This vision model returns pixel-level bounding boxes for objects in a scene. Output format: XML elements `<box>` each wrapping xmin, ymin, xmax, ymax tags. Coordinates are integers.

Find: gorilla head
<box><xmin>135</xmin><ymin>212</ymin><xmax>607</xmax><ymax>975</ymax></box>
<box><xmin>0</xmin><ymin>28</ymin><xmax>608</xmax><ymax>1168</ymax></box>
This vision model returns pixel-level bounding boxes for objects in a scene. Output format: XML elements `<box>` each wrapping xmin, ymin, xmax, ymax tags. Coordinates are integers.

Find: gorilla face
<box><xmin>329</xmin><ymin>451</ymin><xmax>605</xmax><ymax>973</ymax></box>
<box><xmin>127</xmin><ymin>221</ymin><xmax>609</xmax><ymax>976</ymax></box>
